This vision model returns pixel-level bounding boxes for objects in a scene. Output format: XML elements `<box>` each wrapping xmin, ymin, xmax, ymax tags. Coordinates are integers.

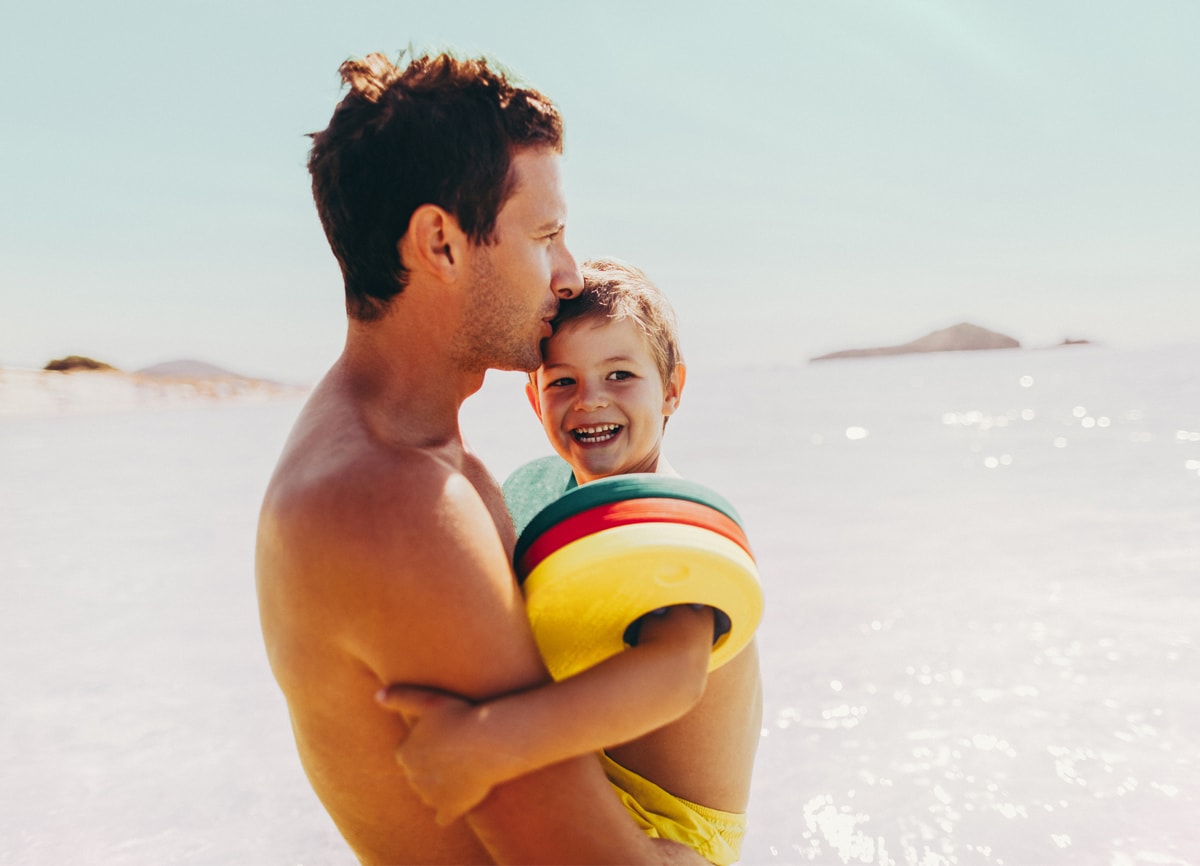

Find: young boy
<box><xmin>384</xmin><ymin>258</ymin><xmax>762</xmax><ymax>865</ymax></box>
<box><xmin>502</xmin><ymin>256</ymin><xmax>686</xmax><ymax>535</ymax></box>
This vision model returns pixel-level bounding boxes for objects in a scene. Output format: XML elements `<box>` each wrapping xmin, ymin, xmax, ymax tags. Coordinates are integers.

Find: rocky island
<box><xmin>811</xmin><ymin>322</ymin><xmax>1021</xmax><ymax>362</ymax></box>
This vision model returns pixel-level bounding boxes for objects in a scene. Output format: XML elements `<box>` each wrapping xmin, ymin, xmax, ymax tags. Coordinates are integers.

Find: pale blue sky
<box><xmin>2</xmin><ymin>1</ymin><xmax>1197</xmax><ymax>383</ymax></box>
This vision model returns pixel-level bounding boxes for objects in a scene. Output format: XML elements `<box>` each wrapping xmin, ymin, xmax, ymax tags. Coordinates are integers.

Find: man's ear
<box><xmin>525</xmin><ymin>378</ymin><xmax>544</xmax><ymax>422</ymax></box>
<box><xmin>399</xmin><ymin>204</ymin><xmax>466</xmax><ymax>282</ymax></box>
<box><xmin>662</xmin><ymin>363</ymin><xmax>686</xmax><ymax>417</ymax></box>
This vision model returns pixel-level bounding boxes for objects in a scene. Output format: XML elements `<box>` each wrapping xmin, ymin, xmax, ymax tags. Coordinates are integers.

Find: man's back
<box><xmin>257</xmin><ymin>370</ymin><xmax>507</xmax><ymax>863</ymax></box>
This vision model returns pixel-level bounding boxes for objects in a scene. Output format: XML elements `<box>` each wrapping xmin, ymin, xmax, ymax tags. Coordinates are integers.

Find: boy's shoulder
<box><xmin>502</xmin><ymin>455</ymin><xmax>577</xmax><ymax>538</ymax></box>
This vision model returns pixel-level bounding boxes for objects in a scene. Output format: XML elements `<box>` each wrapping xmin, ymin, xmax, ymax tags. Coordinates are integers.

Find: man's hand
<box><xmin>378</xmin><ymin>685</ymin><xmax>513</xmax><ymax>826</ymax></box>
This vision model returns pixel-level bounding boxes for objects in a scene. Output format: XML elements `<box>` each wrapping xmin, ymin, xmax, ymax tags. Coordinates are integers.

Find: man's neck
<box><xmin>335</xmin><ymin>314</ymin><xmax>486</xmax><ymax>448</ymax></box>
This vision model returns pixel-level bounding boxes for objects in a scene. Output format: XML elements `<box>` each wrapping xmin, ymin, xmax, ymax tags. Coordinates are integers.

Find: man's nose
<box><xmin>553</xmin><ymin>243</ymin><xmax>582</xmax><ymax>300</ymax></box>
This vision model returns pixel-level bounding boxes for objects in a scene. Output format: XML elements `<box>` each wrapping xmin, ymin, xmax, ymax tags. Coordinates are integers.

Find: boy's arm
<box><xmin>382</xmin><ymin>604</ymin><xmax>715</xmax><ymax>824</ymax></box>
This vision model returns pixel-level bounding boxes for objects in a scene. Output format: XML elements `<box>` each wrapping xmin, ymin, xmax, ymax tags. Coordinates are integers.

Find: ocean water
<box><xmin>1</xmin><ymin>344</ymin><xmax>1197</xmax><ymax>865</ymax></box>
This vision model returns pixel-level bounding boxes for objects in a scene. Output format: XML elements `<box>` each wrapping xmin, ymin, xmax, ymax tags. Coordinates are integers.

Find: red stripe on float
<box><xmin>516</xmin><ymin>498</ymin><xmax>753</xmax><ymax>578</ymax></box>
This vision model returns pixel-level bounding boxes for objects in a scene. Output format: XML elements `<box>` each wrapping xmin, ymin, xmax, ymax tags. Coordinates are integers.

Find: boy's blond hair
<box><xmin>548</xmin><ymin>257</ymin><xmax>683</xmax><ymax>386</ymax></box>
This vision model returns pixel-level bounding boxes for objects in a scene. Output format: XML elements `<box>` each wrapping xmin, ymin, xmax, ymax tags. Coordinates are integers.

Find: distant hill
<box><xmin>135</xmin><ymin>359</ymin><xmax>245</xmax><ymax>379</ymax></box>
<box><xmin>2</xmin><ymin>358</ymin><xmax>306</xmax><ymax>417</ymax></box>
<box><xmin>811</xmin><ymin>323</ymin><xmax>1020</xmax><ymax>362</ymax></box>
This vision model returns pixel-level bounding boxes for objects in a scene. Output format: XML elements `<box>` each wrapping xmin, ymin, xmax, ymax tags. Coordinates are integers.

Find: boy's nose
<box><xmin>574</xmin><ymin>382</ymin><xmax>608</xmax><ymax>411</ymax></box>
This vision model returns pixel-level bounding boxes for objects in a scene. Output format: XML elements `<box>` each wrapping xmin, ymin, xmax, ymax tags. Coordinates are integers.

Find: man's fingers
<box><xmin>376</xmin><ymin>684</ymin><xmax>465</xmax><ymax>724</ymax></box>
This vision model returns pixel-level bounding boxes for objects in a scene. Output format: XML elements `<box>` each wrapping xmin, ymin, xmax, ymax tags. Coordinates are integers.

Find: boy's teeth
<box><xmin>573</xmin><ymin>424</ymin><xmax>621</xmax><ymax>442</ymax></box>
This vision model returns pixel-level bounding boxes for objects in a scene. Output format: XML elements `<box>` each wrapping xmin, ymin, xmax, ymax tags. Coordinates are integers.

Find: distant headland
<box><xmin>810</xmin><ymin>323</ymin><xmax>1093</xmax><ymax>362</ymax></box>
<box><xmin>0</xmin><ymin>356</ymin><xmax>308</xmax><ymax>417</ymax></box>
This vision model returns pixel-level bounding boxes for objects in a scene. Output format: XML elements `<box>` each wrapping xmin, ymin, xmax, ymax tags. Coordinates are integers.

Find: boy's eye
<box><xmin>607</xmin><ymin>370</ymin><xmax>634</xmax><ymax>381</ymax></box>
<box><xmin>547</xmin><ymin>377</ymin><xmax>574</xmax><ymax>388</ymax></box>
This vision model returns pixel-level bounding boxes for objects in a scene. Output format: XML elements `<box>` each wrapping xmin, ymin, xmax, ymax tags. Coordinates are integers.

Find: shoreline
<box><xmin>0</xmin><ymin>367</ymin><xmax>310</xmax><ymax>418</ymax></box>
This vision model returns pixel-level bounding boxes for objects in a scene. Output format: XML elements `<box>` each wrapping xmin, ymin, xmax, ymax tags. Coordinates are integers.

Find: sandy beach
<box><xmin>0</xmin><ymin>368</ymin><xmax>308</xmax><ymax>418</ymax></box>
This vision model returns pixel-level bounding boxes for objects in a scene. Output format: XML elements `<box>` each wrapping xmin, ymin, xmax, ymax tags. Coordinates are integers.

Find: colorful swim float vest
<box><xmin>512</xmin><ymin>473</ymin><xmax>763</xmax><ymax>681</ymax></box>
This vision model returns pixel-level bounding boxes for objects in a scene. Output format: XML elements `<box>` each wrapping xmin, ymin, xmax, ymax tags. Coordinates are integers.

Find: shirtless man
<box><xmin>256</xmin><ymin>51</ymin><xmax>706</xmax><ymax>864</ymax></box>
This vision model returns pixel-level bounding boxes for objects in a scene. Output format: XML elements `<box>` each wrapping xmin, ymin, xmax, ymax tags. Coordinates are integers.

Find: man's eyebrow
<box><xmin>535</xmin><ymin>218</ymin><xmax>565</xmax><ymax>234</ymax></box>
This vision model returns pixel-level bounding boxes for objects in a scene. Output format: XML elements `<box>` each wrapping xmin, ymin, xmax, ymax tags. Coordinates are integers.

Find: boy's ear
<box><xmin>662</xmin><ymin>363</ymin><xmax>686</xmax><ymax>417</ymax></box>
<box><xmin>399</xmin><ymin>204</ymin><xmax>466</xmax><ymax>283</ymax></box>
<box><xmin>525</xmin><ymin>378</ymin><xmax>544</xmax><ymax>422</ymax></box>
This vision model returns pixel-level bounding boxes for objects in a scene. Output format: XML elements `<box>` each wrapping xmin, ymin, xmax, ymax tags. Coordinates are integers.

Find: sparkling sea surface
<box><xmin>2</xmin><ymin>344</ymin><xmax>1198</xmax><ymax>865</ymax></box>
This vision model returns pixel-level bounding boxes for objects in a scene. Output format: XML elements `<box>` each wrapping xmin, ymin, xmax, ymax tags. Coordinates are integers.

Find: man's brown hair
<box><xmin>308</xmin><ymin>51</ymin><xmax>564</xmax><ymax>320</ymax></box>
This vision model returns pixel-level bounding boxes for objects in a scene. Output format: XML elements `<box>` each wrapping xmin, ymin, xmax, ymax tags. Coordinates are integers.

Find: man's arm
<box><xmin>381</xmin><ymin>606</ymin><xmax>715</xmax><ymax>824</ymax></box>
<box><xmin>329</xmin><ymin>463</ymin><xmax>708</xmax><ymax>864</ymax></box>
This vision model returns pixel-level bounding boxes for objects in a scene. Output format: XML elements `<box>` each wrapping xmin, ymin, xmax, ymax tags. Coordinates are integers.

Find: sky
<box><xmin>2</xmin><ymin>1</ymin><xmax>1197</xmax><ymax>384</ymax></box>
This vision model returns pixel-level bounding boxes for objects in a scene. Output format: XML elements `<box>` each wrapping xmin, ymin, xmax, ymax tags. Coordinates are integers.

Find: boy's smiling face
<box><xmin>528</xmin><ymin>316</ymin><xmax>684</xmax><ymax>484</ymax></box>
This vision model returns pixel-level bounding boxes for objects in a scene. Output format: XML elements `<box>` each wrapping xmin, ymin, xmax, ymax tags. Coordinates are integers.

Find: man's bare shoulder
<box><xmin>260</xmin><ymin>387</ymin><xmax>485</xmax><ymax>560</ymax></box>
<box><xmin>264</xmin><ymin>400</ymin><xmax>446</xmax><ymax>522</ymax></box>
<box><xmin>256</xmin><ymin>387</ymin><xmax>533</xmax><ymax>696</ymax></box>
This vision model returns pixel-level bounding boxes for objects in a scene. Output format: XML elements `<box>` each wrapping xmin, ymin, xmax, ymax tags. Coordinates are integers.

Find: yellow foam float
<box><xmin>513</xmin><ymin>474</ymin><xmax>763</xmax><ymax>681</ymax></box>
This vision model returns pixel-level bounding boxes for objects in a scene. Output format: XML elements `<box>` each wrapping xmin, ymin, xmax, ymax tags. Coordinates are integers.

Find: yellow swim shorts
<box><xmin>600</xmin><ymin>752</ymin><xmax>747</xmax><ymax>866</ymax></box>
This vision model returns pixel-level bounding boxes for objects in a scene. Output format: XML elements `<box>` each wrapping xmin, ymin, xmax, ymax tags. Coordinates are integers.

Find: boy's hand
<box><xmin>377</xmin><ymin>684</ymin><xmax>504</xmax><ymax>825</ymax></box>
